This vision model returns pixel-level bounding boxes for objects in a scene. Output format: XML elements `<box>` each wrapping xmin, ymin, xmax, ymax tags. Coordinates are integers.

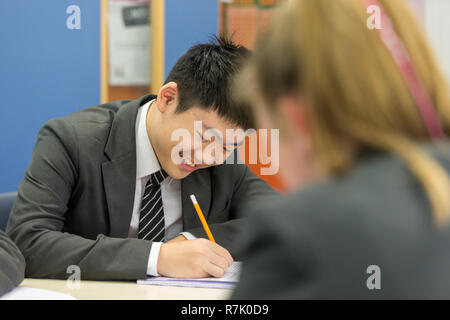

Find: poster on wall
<box><xmin>108</xmin><ymin>0</ymin><xmax>150</xmax><ymax>86</ymax></box>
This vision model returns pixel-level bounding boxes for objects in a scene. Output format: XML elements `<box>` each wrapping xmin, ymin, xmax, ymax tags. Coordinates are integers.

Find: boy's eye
<box><xmin>196</xmin><ymin>131</ymin><xmax>211</xmax><ymax>142</ymax></box>
<box><xmin>197</xmin><ymin>131</ymin><xmax>233</xmax><ymax>152</ymax></box>
<box><xmin>224</xmin><ymin>146</ymin><xmax>235</xmax><ymax>153</ymax></box>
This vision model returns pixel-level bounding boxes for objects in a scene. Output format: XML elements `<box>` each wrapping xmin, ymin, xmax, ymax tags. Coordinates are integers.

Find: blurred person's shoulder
<box><xmin>235</xmin><ymin>144</ymin><xmax>450</xmax><ymax>298</ymax></box>
<box><xmin>250</xmin><ymin>143</ymin><xmax>450</xmax><ymax>243</ymax></box>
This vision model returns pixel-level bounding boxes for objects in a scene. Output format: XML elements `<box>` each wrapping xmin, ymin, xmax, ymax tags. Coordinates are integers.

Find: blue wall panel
<box><xmin>164</xmin><ymin>0</ymin><xmax>218</xmax><ymax>79</ymax></box>
<box><xmin>0</xmin><ymin>1</ymin><xmax>100</xmax><ymax>192</ymax></box>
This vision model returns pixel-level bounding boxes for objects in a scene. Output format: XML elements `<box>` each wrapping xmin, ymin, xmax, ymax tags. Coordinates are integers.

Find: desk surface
<box><xmin>21</xmin><ymin>278</ymin><xmax>232</xmax><ymax>300</ymax></box>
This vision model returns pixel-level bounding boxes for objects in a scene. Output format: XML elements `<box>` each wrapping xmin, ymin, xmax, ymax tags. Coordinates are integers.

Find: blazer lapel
<box><xmin>102</xmin><ymin>154</ymin><xmax>136</xmax><ymax>238</ymax></box>
<box><xmin>181</xmin><ymin>169</ymin><xmax>212</xmax><ymax>231</ymax></box>
<box><xmin>102</xmin><ymin>94</ymin><xmax>156</xmax><ymax>238</ymax></box>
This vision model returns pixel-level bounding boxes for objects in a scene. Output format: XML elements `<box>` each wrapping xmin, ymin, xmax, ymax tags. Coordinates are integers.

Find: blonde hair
<box><xmin>249</xmin><ymin>0</ymin><xmax>450</xmax><ymax>225</ymax></box>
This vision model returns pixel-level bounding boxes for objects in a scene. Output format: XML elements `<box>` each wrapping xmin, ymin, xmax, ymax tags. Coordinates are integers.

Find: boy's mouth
<box><xmin>179</xmin><ymin>151</ymin><xmax>198</xmax><ymax>171</ymax></box>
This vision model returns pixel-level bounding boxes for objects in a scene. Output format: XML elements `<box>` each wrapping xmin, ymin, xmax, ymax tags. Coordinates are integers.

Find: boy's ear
<box><xmin>156</xmin><ymin>81</ymin><xmax>178</xmax><ymax>113</ymax></box>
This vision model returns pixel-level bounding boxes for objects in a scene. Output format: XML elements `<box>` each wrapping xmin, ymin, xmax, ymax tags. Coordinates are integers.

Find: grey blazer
<box><xmin>0</xmin><ymin>230</ymin><xmax>25</xmax><ymax>296</ymax></box>
<box><xmin>232</xmin><ymin>145</ymin><xmax>450</xmax><ymax>299</ymax></box>
<box><xmin>6</xmin><ymin>94</ymin><xmax>276</xmax><ymax>280</ymax></box>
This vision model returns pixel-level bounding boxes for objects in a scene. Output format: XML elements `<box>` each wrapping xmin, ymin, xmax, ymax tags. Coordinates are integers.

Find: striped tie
<box><xmin>138</xmin><ymin>169</ymin><xmax>168</xmax><ymax>242</ymax></box>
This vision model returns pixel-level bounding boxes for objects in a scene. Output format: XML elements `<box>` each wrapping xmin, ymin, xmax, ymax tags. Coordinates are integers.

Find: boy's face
<box><xmin>147</xmin><ymin>97</ymin><xmax>245</xmax><ymax>180</ymax></box>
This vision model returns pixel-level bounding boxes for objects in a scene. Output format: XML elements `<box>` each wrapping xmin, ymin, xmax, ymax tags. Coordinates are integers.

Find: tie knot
<box><xmin>149</xmin><ymin>169</ymin><xmax>168</xmax><ymax>186</ymax></box>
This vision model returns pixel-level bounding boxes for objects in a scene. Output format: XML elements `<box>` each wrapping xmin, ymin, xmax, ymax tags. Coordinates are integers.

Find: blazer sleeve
<box><xmin>6</xmin><ymin>119</ymin><xmax>151</xmax><ymax>280</ymax></box>
<box><xmin>186</xmin><ymin>165</ymin><xmax>279</xmax><ymax>260</ymax></box>
<box><xmin>0</xmin><ymin>230</ymin><xmax>25</xmax><ymax>296</ymax></box>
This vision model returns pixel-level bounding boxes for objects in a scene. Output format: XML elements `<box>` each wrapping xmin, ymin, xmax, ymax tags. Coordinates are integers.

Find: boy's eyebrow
<box><xmin>201</xmin><ymin>123</ymin><xmax>245</xmax><ymax>147</ymax></box>
<box><xmin>201</xmin><ymin>122</ymin><xmax>220</xmax><ymax>135</ymax></box>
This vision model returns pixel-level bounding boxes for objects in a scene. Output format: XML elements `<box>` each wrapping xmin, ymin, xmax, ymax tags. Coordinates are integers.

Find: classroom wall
<box><xmin>164</xmin><ymin>0</ymin><xmax>219</xmax><ymax>79</ymax></box>
<box><xmin>0</xmin><ymin>0</ymin><xmax>218</xmax><ymax>193</ymax></box>
<box><xmin>407</xmin><ymin>0</ymin><xmax>450</xmax><ymax>80</ymax></box>
<box><xmin>0</xmin><ymin>1</ymin><xmax>101</xmax><ymax>193</ymax></box>
<box><xmin>425</xmin><ymin>0</ymin><xmax>450</xmax><ymax>81</ymax></box>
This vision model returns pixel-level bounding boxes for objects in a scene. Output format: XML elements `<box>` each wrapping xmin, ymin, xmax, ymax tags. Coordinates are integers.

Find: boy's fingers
<box><xmin>203</xmin><ymin>260</ymin><xmax>226</xmax><ymax>278</ymax></box>
<box><xmin>208</xmin><ymin>242</ymin><xmax>233</xmax><ymax>267</ymax></box>
<box><xmin>208</xmin><ymin>251</ymin><xmax>230</xmax><ymax>272</ymax></box>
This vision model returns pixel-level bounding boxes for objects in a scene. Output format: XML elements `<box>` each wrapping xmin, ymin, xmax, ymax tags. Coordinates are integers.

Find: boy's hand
<box><xmin>157</xmin><ymin>238</ymin><xmax>233</xmax><ymax>278</ymax></box>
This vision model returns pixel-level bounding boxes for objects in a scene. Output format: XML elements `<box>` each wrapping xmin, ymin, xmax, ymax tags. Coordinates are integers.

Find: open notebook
<box><xmin>137</xmin><ymin>261</ymin><xmax>241</xmax><ymax>290</ymax></box>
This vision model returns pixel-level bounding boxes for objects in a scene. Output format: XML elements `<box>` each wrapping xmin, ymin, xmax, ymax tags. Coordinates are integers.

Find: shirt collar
<box><xmin>135</xmin><ymin>99</ymin><xmax>162</xmax><ymax>179</ymax></box>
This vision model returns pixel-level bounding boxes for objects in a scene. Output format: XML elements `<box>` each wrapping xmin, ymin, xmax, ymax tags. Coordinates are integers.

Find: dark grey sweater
<box><xmin>0</xmin><ymin>230</ymin><xmax>25</xmax><ymax>296</ymax></box>
<box><xmin>232</xmin><ymin>144</ymin><xmax>450</xmax><ymax>299</ymax></box>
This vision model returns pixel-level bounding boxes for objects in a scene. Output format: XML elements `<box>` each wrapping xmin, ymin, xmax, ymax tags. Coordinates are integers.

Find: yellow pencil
<box><xmin>190</xmin><ymin>194</ymin><xmax>216</xmax><ymax>243</ymax></box>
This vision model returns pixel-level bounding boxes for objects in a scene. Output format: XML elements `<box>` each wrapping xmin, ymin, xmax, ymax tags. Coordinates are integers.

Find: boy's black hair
<box><xmin>164</xmin><ymin>35</ymin><xmax>253</xmax><ymax>129</ymax></box>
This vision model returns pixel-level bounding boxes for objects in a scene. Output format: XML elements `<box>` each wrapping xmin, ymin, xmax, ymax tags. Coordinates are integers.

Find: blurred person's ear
<box><xmin>276</xmin><ymin>95</ymin><xmax>321</xmax><ymax>191</ymax></box>
<box><xmin>277</xmin><ymin>95</ymin><xmax>310</xmax><ymax>138</ymax></box>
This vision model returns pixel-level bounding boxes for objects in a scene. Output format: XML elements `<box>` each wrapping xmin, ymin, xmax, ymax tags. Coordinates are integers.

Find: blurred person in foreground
<box><xmin>232</xmin><ymin>0</ymin><xmax>450</xmax><ymax>299</ymax></box>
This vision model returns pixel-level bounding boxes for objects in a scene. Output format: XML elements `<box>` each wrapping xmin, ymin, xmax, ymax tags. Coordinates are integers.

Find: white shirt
<box><xmin>128</xmin><ymin>100</ymin><xmax>195</xmax><ymax>276</ymax></box>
